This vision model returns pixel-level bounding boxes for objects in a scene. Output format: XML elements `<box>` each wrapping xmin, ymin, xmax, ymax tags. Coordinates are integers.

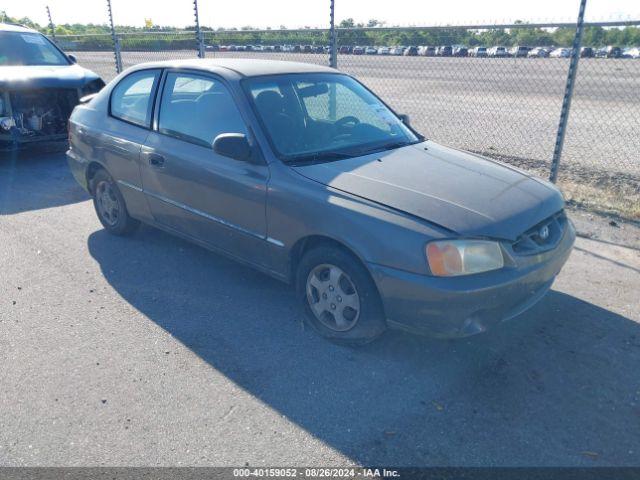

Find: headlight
<box><xmin>426</xmin><ymin>240</ymin><xmax>504</xmax><ymax>277</ymax></box>
<box><xmin>0</xmin><ymin>117</ymin><xmax>16</xmax><ymax>131</ymax></box>
<box><xmin>81</xmin><ymin>79</ymin><xmax>106</xmax><ymax>97</ymax></box>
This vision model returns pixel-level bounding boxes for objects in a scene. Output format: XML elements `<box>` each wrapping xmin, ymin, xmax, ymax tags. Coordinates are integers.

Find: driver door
<box><xmin>140</xmin><ymin>70</ymin><xmax>270</xmax><ymax>268</ymax></box>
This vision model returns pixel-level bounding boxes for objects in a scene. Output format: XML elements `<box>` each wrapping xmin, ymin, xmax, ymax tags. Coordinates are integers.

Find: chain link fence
<box><xmin>52</xmin><ymin>21</ymin><xmax>640</xmax><ymax>219</ymax></box>
<box><xmin>335</xmin><ymin>24</ymin><xmax>640</xmax><ymax>219</ymax></box>
<box><xmin>55</xmin><ymin>33</ymin><xmax>118</xmax><ymax>81</ymax></box>
<box><xmin>119</xmin><ymin>31</ymin><xmax>200</xmax><ymax>70</ymax></box>
<box><xmin>559</xmin><ymin>56</ymin><xmax>640</xmax><ymax>216</ymax></box>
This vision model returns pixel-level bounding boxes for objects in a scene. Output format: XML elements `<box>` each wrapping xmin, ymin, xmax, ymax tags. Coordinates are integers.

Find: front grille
<box><xmin>512</xmin><ymin>210</ymin><xmax>567</xmax><ymax>255</ymax></box>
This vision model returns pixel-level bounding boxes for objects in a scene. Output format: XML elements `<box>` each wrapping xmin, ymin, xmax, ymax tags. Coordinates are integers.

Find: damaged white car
<box><xmin>0</xmin><ymin>23</ymin><xmax>104</xmax><ymax>151</ymax></box>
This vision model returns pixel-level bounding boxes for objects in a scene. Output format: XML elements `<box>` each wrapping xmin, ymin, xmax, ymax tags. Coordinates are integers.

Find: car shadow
<box><xmin>88</xmin><ymin>225</ymin><xmax>640</xmax><ymax>466</ymax></box>
<box><xmin>0</xmin><ymin>148</ymin><xmax>89</xmax><ymax>215</ymax></box>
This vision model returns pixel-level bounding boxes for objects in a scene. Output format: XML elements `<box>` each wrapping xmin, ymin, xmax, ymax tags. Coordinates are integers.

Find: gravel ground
<box><xmin>0</xmin><ymin>151</ymin><xmax>639</xmax><ymax>467</ymax></box>
<box><xmin>71</xmin><ymin>51</ymin><xmax>640</xmax><ymax>177</ymax></box>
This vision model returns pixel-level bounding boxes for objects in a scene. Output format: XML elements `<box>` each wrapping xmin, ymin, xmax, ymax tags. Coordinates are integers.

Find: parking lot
<box><xmin>1</xmin><ymin>150</ymin><xmax>639</xmax><ymax>466</ymax></box>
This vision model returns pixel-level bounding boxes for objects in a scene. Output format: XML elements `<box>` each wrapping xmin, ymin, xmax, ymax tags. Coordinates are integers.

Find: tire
<box><xmin>296</xmin><ymin>246</ymin><xmax>387</xmax><ymax>345</ymax></box>
<box><xmin>90</xmin><ymin>169</ymin><xmax>140</xmax><ymax>236</ymax></box>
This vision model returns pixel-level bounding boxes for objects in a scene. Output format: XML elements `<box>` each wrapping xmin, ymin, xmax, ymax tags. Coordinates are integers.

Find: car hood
<box><xmin>0</xmin><ymin>64</ymin><xmax>101</xmax><ymax>89</ymax></box>
<box><xmin>292</xmin><ymin>141</ymin><xmax>564</xmax><ymax>241</ymax></box>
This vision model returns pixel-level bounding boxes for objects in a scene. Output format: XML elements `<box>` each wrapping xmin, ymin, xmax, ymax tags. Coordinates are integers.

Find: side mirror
<box><xmin>68</xmin><ymin>54</ymin><xmax>77</xmax><ymax>64</ymax></box>
<box><xmin>212</xmin><ymin>133</ymin><xmax>252</xmax><ymax>162</ymax></box>
<box><xmin>398</xmin><ymin>114</ymin><xmax>410</xmax><ymax>126</ymax></box>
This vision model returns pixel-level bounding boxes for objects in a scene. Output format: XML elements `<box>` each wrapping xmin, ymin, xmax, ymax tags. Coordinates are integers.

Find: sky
<box><xmin>1</xmin><ymin>0</ymin><xmax>639</xmax><ymax>29</ymax></box>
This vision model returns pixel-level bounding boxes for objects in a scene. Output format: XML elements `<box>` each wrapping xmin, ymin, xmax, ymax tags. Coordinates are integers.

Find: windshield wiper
<box><xmin>286</xmin><ymin>139</ymin><xmax>422</xmax><ymax>166</ymax></box>
<box><xmin>352</xmin><ymin>140</ymin><xmax>419</xmax><ymax>157</ymax></box>
<box><xmin>286</xmin><ymin>150</ymin><xmax>356</xmax><ymax>166</ymax></box>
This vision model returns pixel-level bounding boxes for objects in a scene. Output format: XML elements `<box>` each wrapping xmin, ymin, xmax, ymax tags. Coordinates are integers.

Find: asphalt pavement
<box><xmin>1</xmin><ymin>151</ymin><xmax>639</xmax><ymax>466</ymax></box>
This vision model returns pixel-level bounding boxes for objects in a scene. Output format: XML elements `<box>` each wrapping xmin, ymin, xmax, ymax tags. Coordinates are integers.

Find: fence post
<box><xmin>114</xmin><ymin>36</ymin><xmax>123</xmax><ymax>74</ymax></box>
<box><xmin>106</xmin><ymin>0</ymin><xmax>122</xmax><ymax>74</ymax></box>
<box><xmin>193</xmin><ymin>0</ymin><xmax>205</xmax><ymax>58</ymax></box>
<box><xmin>46</xmin><ymin>6</ymin><xmax>56</xmax><ymax>41</ymax></box>
<box><xmin>329</xmin><ymin>0</ymin><xmax>337</xmax><ymax>68</ymax></box>
<box><xmin>549</xmin><ymin>0</ymin><xmax>587</xmax><ymax>183</ymax></box>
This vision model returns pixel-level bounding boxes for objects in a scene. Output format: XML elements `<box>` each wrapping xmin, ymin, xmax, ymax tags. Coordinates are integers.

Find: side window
<box><xmin>110</xmin><ymin>70</ymin><xmax>160</xmax><ymax>127</ymax></box>
<box><xmin>159</xmin><ymin>72</ymin><xmax>247</xmax><ymax>147</ymax></box>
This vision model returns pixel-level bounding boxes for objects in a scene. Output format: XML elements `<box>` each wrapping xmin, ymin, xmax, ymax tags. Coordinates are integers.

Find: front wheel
<box><xmin>296</xmin><ymin>246</ymin><xmax>387</xmax><ymax>345</ymax></box>
<box><xmin>91</xmin><ymin>169</ymin><xmax>140</xmax><ymax>236</ymax></box>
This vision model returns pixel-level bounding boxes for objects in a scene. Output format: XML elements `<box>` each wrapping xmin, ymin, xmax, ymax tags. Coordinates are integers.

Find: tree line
<box><xmin>2</xmin><ymin>11</ymin><xmax>639</xmax><ymax>48</ymax></box>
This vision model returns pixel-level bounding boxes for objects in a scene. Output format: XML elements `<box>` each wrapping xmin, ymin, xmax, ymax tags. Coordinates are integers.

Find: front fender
<box><xmin>266</xmin><ymin>163</ymin><xmax>450</xmax><ymax>279</ymax></box>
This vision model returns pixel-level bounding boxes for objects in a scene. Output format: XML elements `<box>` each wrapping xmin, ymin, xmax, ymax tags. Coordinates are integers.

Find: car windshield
<box><xmin>0</xmin><ymin>31</ymin><xmax>70</xmax><ymax>66</ymax></box>
<box><xmin>244</xmin><ymin>73</ymin><xmax>421</xmax><ymax>163</ymax></box>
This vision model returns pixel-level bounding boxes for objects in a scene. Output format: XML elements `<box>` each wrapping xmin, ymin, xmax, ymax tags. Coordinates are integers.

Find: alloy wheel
<box><xmin>95</xmin><ymin>180</ymin><xmax>120</xmax><ymax>227</ymax></box>
<box><xmin>306</xmin><ymin>263</ymin><xmax>361</xmax><ymax>332</ymax></box>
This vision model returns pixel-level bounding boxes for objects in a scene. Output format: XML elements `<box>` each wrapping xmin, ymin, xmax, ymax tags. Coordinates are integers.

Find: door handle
<box><xmin>148</xmin><ymin>153</ymin><xmax>165</xmax><ymax>168</ymax></box>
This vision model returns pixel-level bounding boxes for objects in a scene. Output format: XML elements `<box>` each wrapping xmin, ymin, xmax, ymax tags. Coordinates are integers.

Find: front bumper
<box><xmin>368</xmin><ymin>220</ymin><xmax>576</xmax><ymax>338</ymax></box>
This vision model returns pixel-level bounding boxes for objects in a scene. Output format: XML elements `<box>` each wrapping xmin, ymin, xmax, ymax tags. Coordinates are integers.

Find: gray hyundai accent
<box><xmin>66</xmin><ymin>59</ymin><xmax>575</xmax><ymax>344</ymax></box>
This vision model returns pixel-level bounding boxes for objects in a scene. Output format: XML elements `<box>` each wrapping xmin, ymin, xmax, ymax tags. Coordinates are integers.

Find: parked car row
<box><xmin>206</xmin><ymin>43</ymin><xmax>640</xmax><ymax>59</ymax></box>
<box><xmin>357</xmin><ymin>44</ymin><xmax>640</xmax><ymax>58</ymax></box>
<box><xmin>207</xmin><ymin>44</ymin><xmax>333</xmax><ymax>53</ymax></box>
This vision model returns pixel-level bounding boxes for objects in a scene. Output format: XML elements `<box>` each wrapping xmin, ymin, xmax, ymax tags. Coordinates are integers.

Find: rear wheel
<box><xmin>296</xmin><ymin>246</ymin><xmax>387</xmax><ymax>345</ymax></box>
<box><xmin>91</xmin><ymin>169</ymin><xmax>139</xmax><ymax>236</ymax></box>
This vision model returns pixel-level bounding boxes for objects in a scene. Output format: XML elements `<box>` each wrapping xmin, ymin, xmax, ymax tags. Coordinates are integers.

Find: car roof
<box><xmin>127</xmin><ymin>58</ymin><xmax>337</xmax><ymax>78</ymax></box>
<box><xmin>0</xmin><ymin>22</ymin><xmax>39</xmax><ymax>33</ymax></box>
